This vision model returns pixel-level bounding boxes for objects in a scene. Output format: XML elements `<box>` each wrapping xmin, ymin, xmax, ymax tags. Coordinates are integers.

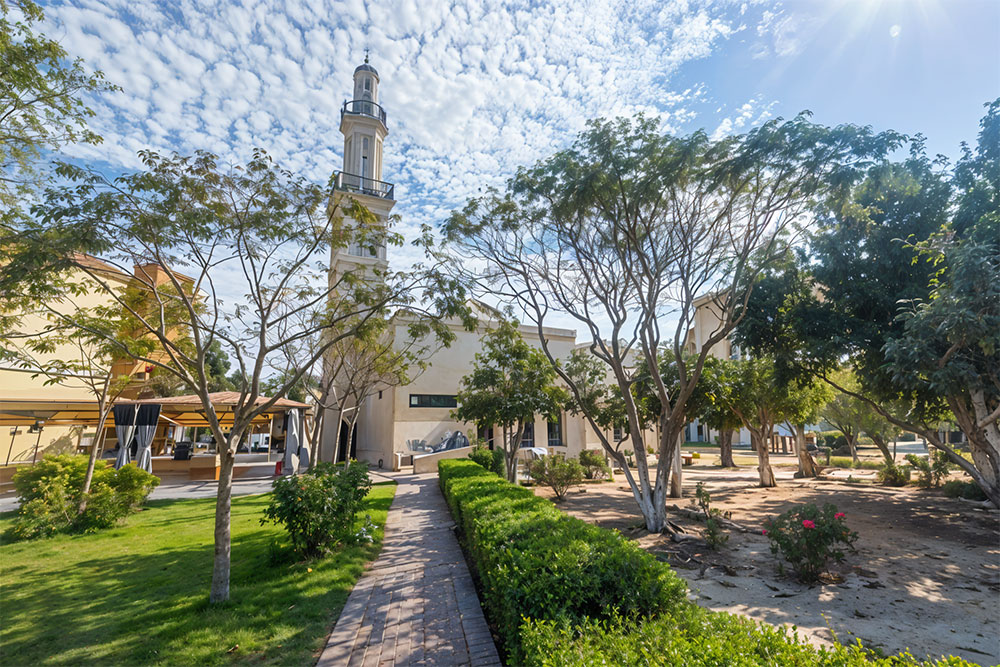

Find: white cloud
<box><xmin>41</xmin><ymin>0</ymin><xmax>781</xmax><ymax>306</ymax></box>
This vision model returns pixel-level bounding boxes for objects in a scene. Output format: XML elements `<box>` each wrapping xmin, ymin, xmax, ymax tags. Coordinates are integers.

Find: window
<box><xmin>613</xmin><ymin>425</ymin><xmax>623</xmax><ymax>442</ymax></box>
<box><xmin>547</xmin><ymin>416</ymin><xmax>563</xmax><ymax>448</ymax></box>
<box><xmin>520</xmin><ymin>420</ymin><xmax>535</xmax><ymax>448</ymax></box>
<box><xmin>477</xmin><ymin>424</ymin><xmax>494</xmax><ymax>448</ymax></box>
<box><xmin>409</xmin><ymin>394</ymin><xmax>457</xmax><ymax>408</ymax></box>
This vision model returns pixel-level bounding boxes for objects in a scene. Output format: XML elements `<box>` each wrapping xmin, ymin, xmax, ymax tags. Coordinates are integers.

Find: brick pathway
<box><xmin>317</xmin><ymin>473</ymin><xmax>502</xmax><ymax>667</ymax></box>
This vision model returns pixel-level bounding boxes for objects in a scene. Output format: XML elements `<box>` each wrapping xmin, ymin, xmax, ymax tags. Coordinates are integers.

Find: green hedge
<box><xmin>439</xmin><ymin>459</ymin><xmax>685</xmax><ymax>662</ymax></box>
<box><xmin>440</xmin><ymin>459</ymin><xmax>977</xmax><ymax>667</ymax></box>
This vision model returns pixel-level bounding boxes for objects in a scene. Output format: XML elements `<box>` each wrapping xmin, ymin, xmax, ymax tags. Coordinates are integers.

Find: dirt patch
<box><xmin>534</xmin><ymin>465</ymin><xmax>1000</xmax><ymax>665</ymax></box>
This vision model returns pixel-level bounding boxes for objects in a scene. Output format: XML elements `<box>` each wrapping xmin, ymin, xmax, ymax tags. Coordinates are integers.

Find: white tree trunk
<box><xmin>752</xmin><ymin>431</ymin><xmax>777</xmax><ymax>487</ymax></box>
<box><xmin>209</xmin><ymin>443</ymin><xmax>235</xmax><ymax>603</ymax></box>
<box><xmin>793</xmin><ymin>423</ymin><xmax>818</xmax><ymax>478</ymax></box>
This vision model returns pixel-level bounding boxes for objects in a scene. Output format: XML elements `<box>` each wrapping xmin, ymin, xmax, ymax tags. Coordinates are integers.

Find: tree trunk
<box><xmin>78</xmin><ymin>399</ymin><xmax>110</xmax><ymax>514</ymax></box>
<box><xmin>308</xmin><ymin>410</ymin><xmax>323</xmax><ymax>470</ymax></box>
<box><xmin>210</xmin><ymin>445</ymin><xmax>235</xmax><ymax>603</ymax></box>
<box><xmin>752</xmin><ymin>431</ymin><xmax>777</xmax><ymax>487</ymax></box>
<box><xmin>949</xmin><ymin>391</ymin><xmax>1000</xmax><ymax>507</ymax></box>
<box><xmin>848</xmin><ymin>432</ymin><xmax>859</xmax><ymax>462</ymax></box>
<box><xmin>332</xmin><ymin>404</ymin><xmax>346</xmax><ymax>464</ymax></box>
<box><xmin>793</xmin><ymin>423</ymin><xmax>818</xmax><ymax>478</ymax></box>
<box><xmin>669</xmin><ymin>438</ymin><xmax>682</xmax><ymax>498</ymax></box>
<box><xmin>718</xmin><ymin>429</ymin><xmax>736</xmax><ymax>468</ymax></box>
<box><xmin>870</xmin><ymin>435</ymin><xmax>893</xmax><ymax>464</ymax></box>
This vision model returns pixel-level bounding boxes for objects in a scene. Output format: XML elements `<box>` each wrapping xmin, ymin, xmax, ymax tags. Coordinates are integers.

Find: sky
<box><xmin>36</xmin><ymin>0</ymin><xmax>1000</xmax><ymax>335</ymax></box>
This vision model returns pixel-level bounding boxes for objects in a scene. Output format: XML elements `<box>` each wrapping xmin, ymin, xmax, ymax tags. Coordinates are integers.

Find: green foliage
<box><xmin>454</xmin><ymin>320</ymin><xmax>567</xmax><ymax>481</ymax></box>
<box><xmin>262</xmin><ymin>461</ymin><xmax>372</xmax><ymax>558</ymax></box>
<box><xmin>0</xmin><ymin>486</ymin><xmax>396</xmax><ymax>666</ymax></box>
<box><xmin>829</xmin><ymin>456</ymin><xmax>882</xmax><ymax>470</ymax></box>
<box><xmin>468</xmin><ymin>444</ymin><xmax>504</xmax><ymax>477</ymax></box>
<box><xmin>9</xmin><ymin>454</ymin><xmax>159</xmax><ymax>539</ymax></box>
<box><xmin>941</xmin><ymin>479</ymin><xmax>988</xmax><ymax>501</ymax></box>
<box><xmin>438</xmin><ymin>459</ymin><xmax>686</xmax><ymax>663</ymax></box>
<box><xmin>876</xmin><ymin>463</ymin><xmax>911</xmax><ymax>487</ymax></box>
<box><xmin>694</xmin><ymin>482</ymin><xmax>728</xmax><ymax>550</ymax></box>
<box><xmin>519</xmin><ymin>609</ymin><xmax>976</xmax><ymax>667</ymax></box>
<box><xmin>905</xmin><ymin>452</ymin><xmax>951</xmax><ymax>488</ymax></box>
<box><xmin>578</xmin><ymin>450</ymin><xmax>610</xmax><ymax>480</ymax></box>
<box><xmin>763</xmin><ymin>503</ymin><xmax>858</xmax><ymax>582</ymax></box>
<box><xmin>528</xmin><ymin>455</ymin><xmax>584</xmax><ymax>501</ymax></box>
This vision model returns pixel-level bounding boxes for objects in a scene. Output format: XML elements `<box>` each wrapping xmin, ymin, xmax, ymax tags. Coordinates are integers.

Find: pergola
<box><xmin>0</xmin><ymin>392</ymin><xmax>311</xmax><ymax>429</ymax></box>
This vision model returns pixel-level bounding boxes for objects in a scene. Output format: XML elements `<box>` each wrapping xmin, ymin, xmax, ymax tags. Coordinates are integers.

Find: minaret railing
<box><xmin>341</xmin><ymin>100</ymin><xmax>387</xmax><ymax>125</ymax></box>
<box><xmin>333</xmin><ymin>171</ymin><xmax>395</xmax><ymax>200</ymax></box>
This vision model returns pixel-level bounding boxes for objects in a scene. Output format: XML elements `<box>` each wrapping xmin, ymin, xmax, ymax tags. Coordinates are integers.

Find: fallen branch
<box><xmin>667</xmin><ymin>504</ymin><xmax>753</xmax><ymax>533</ymax></box>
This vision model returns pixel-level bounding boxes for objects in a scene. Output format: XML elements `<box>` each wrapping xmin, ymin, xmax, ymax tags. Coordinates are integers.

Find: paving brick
<box><xmin>319</xmin><ymin>473</ymin><xmax>501</xmax><ymax>667</ymax></box>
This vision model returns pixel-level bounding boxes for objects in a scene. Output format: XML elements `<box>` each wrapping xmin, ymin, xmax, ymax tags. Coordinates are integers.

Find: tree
<box><xmin>820</xmin><ymin>369</ymin><xmax>870</xmax><ymax>463</ymax></box>
<box><xmin>0</xmin><ymin>1</ymin><xmax>116</xmax><ymax>218</ymax></box>
<box><xmin>718</xmin><ymin>356</ymin><xmax>787</xmax><ymax>487</ymax></box>
<box><xmin>2</xmin><ymin>149</ymin><xmax>466</xmax><ymax>602</ymax></box>
<box><xmin>883</xmin><ymin>213</ymin><xmax>1000</xmax><ymax>505</ymax></box>
<box><xmin>453</xmin><ymin>320</ymin><xmax>567</xmax><ymax>482</ymax></box>
<box><xmin>445</xmin><ymin>114</ymin><xmax>896</xmax><ymax>530</ymax></box>
<box><xmin>782</xmin><ymin>377</ymin><xmax>831</xmax><ymax>477</ymax></box>
<box><xmin>687</xmin><ymin>356</ymin><xmax>742</xmax><ymax>468</ymax></box>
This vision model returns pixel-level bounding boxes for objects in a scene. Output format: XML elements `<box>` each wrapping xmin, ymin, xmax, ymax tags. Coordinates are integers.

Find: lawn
<box><xmin>0</xmin><ymin>482</ymin><xmax>396</xmax><ymax>666</ymax></box>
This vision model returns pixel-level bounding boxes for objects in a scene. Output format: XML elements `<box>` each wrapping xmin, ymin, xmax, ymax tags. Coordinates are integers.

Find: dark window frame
<box><xmin>547</xmin><ymin>415</ymin><xmax>563</xmax><ymax>448</ymax></box>
<box><xmin>408</xmin><ymin>394</ymin><xmax>457</xmax><ymax>408</ymax></box>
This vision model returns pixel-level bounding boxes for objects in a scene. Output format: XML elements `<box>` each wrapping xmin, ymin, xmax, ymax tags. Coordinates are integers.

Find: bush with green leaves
<box><xmin>876</xmin><ymin>462</ymin><xmax>911</xmax><ymax>487</ymax></box>
<box><xmin>762</xmin><ymin>503</ymin><xmax>858</xmax><ymax>582</ymax></box>
<box><xmin>262</xmin><ymin>461</ymin><xmax>372</xmax><ymax>558</ymax></box>
<box><xmin>439</xmin><ymin>459</ymin><xmax>686</xmax><ymax>663</ymax></box>
<box><xmin>468</xmin><ymin>444</ymin><xmax>504</xmax><ymax>476</ymax></box>
<box><xmin>520</xmin><ymin>607</ymin><xmax>976</xmax><ymax>667</ymax></box>
<box><xmin>9</xmin><ymin>454</ymin><xmax>159</xmax><ymax>540</ymax></box>
<box><xmin>578</xmin><ymin>450</ymin><xmax>610</xmax><ymax>480</ymax></box>
<box><xmin>528</xmin><ymin>454</ymin><xmax>584</xmax><ymax>501</ymax></box>
<box><xmin>941</xmin><ymin>479</ymin><xmax>988</xmax><ymax>501</ymax></box>
<box><xmin>906</xmin><ymin>451</ymin><xmax>951</xmax><ymax>488</ymax></box>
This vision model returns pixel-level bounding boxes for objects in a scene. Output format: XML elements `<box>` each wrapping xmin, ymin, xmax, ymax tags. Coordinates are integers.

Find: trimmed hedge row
<box><xmin>439</xmin><ymin>459</ymin><xmax>685</xmax><ymax>662</ymax></box>
<box><xmin>440</xmin><ymin>459</ymin><xmax>977</xmax><ymax>667</ymax></box>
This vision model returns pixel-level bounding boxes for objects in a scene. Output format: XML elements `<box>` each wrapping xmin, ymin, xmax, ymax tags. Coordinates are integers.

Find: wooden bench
<box><xmin>681</xmin><ymin>453</ymin><xmax>694</xmax><ymax>466</ymax></box>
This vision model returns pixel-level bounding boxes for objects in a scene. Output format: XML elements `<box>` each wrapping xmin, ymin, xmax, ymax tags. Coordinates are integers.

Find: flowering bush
<box><xmin>762</xmin><ymin>503</ymin><xmax>858</xmax><ymax>582</ymax></box>
<box><xmin>262</xmin><ymin>461</ymin><xmax>372</xmax><ymax>557</ymax></box>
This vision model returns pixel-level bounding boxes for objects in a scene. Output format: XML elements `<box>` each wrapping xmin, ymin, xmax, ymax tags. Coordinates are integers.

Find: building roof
<box><xmin>354</xmin><ymin>62</ymin><xmax>379</xmax><ymax>78</ymax></box>
<box><xmin>131</xmin><ymin>392</ymin><xmax>310</xmax><ymax>410</ymax></box>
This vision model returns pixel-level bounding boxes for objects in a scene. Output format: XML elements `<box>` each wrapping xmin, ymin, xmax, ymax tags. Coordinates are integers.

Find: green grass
<box><xmin>0</xmin><ymin>482</ymin><xmax>396</xmax><ymax>666</ymax></box>
<box><xmin>828</xmin><ymin>456</ymin><xmax>884</xmax><ymax>470</ymax></box>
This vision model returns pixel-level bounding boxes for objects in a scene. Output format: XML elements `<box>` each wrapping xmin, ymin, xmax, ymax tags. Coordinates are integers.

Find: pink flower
<box><xmin>762</xmin><ymin>529</ymin><xmax>768</xmax><ymax>536</ymax></box>
<box><xmin>802</xmin><ymin>519</ymin><xmax>815</xmax><ymax>529</ymax></box>
<box><xmin>835</xmin><ymin>512</ymin><xmax>846</xmax><ymax>520</ymax></box>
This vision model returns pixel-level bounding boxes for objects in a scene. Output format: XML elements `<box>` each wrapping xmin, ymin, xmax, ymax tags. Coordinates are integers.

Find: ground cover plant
<box><xmin>468</xmin><ymin>444</ymin><xmax>505</xmax><ymax>476</ymax></box>
<box><xmin>578</xmin><ymin>450</ymin><xmax>610</xmax><ymax>480</ymax></box>
<box><xmin>442</xmin><ymin>460</ymin><xmax>974</xmax><ymax>666</ymax></box>
<box><xmin>0</xmin><ymin>483</ymin><xmax>395</xmax><ymax>666</ymax></box>
<box><xmin>9</xmin><ymin>454</ymin><xmax>159</xmax><ymax>540</ymax></box>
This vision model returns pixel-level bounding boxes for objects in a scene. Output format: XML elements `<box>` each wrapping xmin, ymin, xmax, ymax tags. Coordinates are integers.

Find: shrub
<box><xmin>469</xmin><ymin>445</ymin><xmax>504</xmax><ymax>476</ymax></box>
<box><xmin>876</xmin><ymin>462</ymin><xmax>911</xmax><ymax>487</ymax></box>
<box><xmin>439</xmin><ymin>459</ymin><xmax>686</xmax><ymax>663</ymax></box>
<box><xmin>9</xmin><ymin>454</ymin><xmax>159</xmax><ymax>540</ymax></box>
<box><xmin>528</xmin><ymin>455</ymin><xmax>584</xmax><ymax>501</ymax></box>
<box><xmin>942</xmin><ymin>479</ymin><xmax>988</xmax><ymax>501</ymax></box>
<box><xmin>520</xmin><ymin>609</ymin><xmax>976</xmax><ymax>667</ymax></box>
<box><xmin>763</xmin><ymin>503</ymin><xmax>858</xmax><ymax>582</ymax></box>
<box><xmin>906</xmin><ymin>451</ymin><xmax>950</xmax><ymax>488</ymax></box>
<box><xmin>578</xmin><ymin>450</ymin><xmax>610</xmax><ymax>480</ymax></box>
<box><xmin>694</xmin><ymin>482</ymin><xmax>728</xmax><ymax>550</ymax></box>
<box><xmin>262</xmin><ymin>461</ymin><xmax>372</xmax><ymax>557</ymax></box>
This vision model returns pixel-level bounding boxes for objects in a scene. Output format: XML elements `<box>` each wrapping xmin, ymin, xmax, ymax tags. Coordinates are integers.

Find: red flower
<box><xmin>835</xmin><ymin>512</ymin><xmax>846</xmax><ymax>520</ymax></box>
<box><xmin>802</xmin><ymin>519</ymin><xmax>815</xmax><ymax>529</ymax></box>
<box><xmin>762</xmin><ymin>529</ymin><xmax>768</xmax><ymax>536</ymax></box>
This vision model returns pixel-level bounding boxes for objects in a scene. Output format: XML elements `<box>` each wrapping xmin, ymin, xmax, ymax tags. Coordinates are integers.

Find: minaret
<box><xmin>322</xmin><ymin>56</ymin><xmax>396</xmax><ymax>465</ymax></box>
<box><xmin>330</xmin><ymin>53</ymin><xmax>395</xmax><ymax>279</ymax></box>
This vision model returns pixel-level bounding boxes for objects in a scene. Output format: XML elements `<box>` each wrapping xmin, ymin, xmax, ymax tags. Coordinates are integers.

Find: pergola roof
<box><xmin>0</xmin><ymin>392</ymin><xmax>311</xmax><ymax>428</ymax></box>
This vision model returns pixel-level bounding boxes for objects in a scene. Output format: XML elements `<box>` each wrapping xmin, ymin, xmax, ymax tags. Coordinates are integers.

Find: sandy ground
<box><xmin>534</xmin><ymin>462</ymin><xmax>1000</xmax><ymax>666</ymax></box>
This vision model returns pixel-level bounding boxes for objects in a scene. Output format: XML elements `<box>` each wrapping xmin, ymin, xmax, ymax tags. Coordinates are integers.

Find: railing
<box><xmin>334</xmin><ymin>171</ymin><xmax>395</xmax><ymax>200</ymax></box>
<box><xmin>341</xmin><ymin>99</ymin><xmax>387</xmax><ymax>125</ymax></box>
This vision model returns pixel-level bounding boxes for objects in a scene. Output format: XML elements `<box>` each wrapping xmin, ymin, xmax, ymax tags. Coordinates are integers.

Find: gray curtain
<box><xmin>283</xmin><ymin>409</ymin><xmax>301</xmax><ymax>474</ymax></box>
<box><xmin>113</xmin><ymin>404</ymin><xmax>138</xmax><ymax>470</ymax></box>
<box><xmin>133</xmin><ymin>404</ymin><xmax>161</xmax><ymax>473</ymax></box>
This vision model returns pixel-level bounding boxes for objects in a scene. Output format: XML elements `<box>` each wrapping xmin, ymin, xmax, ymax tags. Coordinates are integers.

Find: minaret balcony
<box><xmin>334</xmin><ymin>171</ymin><xmax>395</xmax><ymax>200</ymax></box>
<box><xmin>341</xmin><ymin>100</ymin><xmax>387</xmax><ymax>126</ymax></box>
